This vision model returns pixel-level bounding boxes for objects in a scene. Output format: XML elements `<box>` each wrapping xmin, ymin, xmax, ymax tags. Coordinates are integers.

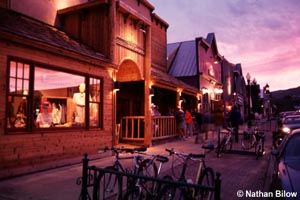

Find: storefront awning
<box><xmin>151</xmin><ymin>69</ymin><xmax>200</xmax><ymax>96</ymax></box>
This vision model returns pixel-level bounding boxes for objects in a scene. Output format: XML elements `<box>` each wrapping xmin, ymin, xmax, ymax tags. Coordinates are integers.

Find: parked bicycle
<box><xmin>93</xmin><ymin>146</ymin><xmax>148</xmax><ymax>200</ymax></box>
<box><xmin>241</xmin><ymin>127</ymin><xmax>265</xmax><ymax>159</ymax></box>
<box><xmin>124</xmin><ymin>152</ymin><xmax>172</xmax><ymax>200</ymax></box>
<box><xmin>164</xmin><ymin>143</ymin><xmax>215</xmax><ymax>200</ymax></box>
<box><xmin>216</xmin><ymin>127</ymin><xmax>234</xmax><ymax>157</ymax></box>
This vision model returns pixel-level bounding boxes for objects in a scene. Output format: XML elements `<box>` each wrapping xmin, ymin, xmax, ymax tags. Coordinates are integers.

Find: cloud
<box><xmin>149</xmin><ymin>0</ymin><xmax>300</xmax><ymax>90</ymax></box>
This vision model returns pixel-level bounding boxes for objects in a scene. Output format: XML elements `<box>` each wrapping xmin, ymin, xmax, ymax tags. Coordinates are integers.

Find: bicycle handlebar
<box><xmin>165</xmin><ymin>148</ymin><xmax>205</xmax><ymax>158</ymax></box>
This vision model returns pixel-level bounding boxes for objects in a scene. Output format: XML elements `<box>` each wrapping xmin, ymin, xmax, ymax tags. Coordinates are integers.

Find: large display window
<box><xmin>7</xmin><ymin>59</ymin><xmax>103</xmax><ymax>131</ymax></box>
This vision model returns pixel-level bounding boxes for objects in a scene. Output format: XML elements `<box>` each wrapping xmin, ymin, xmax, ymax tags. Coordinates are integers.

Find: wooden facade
<box><xmin>0</xmin><ymin>0</ymin><xmax>201</xmax><ymax>179</ymax></box>
<box><xmin>196</xmin><ymin>34</ymin><xmax>224</xmax><ymax>114</ymax></box>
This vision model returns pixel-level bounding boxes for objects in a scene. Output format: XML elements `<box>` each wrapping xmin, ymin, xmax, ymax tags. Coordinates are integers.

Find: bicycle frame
<box><xmin>166</xmin><ymin>144</ymin><xmax>214</xmax><ymax>199</ymax></box>
<box><xmin>124</xmin><ymin>153</ymin><xmax>170</xmax><ymax>199</ymax></box>
<box><xmin>241</xmin><ymin>128</ymin><xmax>265</xmax><ymax>159</ymax></box>
<box><xmin>217</xmin><ymin>127</ymin><xmax>234</xmax><ymax>157</ymax></box>
<box><xmin>96</xmin><ymin>146</ymin><xmax>147</xmax><ymax>198</ymax></box>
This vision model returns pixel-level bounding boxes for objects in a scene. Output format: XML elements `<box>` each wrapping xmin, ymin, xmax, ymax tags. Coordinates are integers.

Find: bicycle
<box><xmin>124</xmin><ymin>153</ymin><xmax>172</xmax><ymax>200</ymax></box>
<box><xmin>93</xmin><ymin>146</ymin><xmax>148</xmax><ymax>200</ymax></box>
<box><xmin>216</xmin><ymin>127</ymin><xmax>234</xmax><ymax>157</ymax></box>
<box><xmin>241</xmin><ymin>127</ymin><xmax>265</xmax><ymax>159</ymax></box>
<box><xmin>165</xmin><ymin>143</ymin><xmax>215</xmax><ymax>200</ymax></box>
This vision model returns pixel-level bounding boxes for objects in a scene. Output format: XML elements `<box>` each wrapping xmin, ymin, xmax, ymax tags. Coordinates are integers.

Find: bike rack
<box><xmin>78</xmin><ymin>154</ymin><xmax>222</xmax><ymax>200</ymax></box>
<box><xmin>216</xmin><ymin>128</ymin><xmax>265</xmax><ymax>159</ymax></box>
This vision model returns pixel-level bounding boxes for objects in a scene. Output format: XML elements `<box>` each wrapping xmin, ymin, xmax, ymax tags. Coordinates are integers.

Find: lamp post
<box><xmin>246</xmin><ymin>73</ymin><xmax>251</xmax><ymax>127</ymax></box>
<box><xmin>265</xmin><ymin>83</ymin><xmax>270</xmax><ymax>120</ymax></box>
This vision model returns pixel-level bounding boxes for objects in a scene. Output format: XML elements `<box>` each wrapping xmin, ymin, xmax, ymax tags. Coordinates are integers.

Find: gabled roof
<box><xmin>167</xmin><ymin>40</ymin><xmax>197</xmax><ymax>77</ymax></box>
<box><xmin>0</xmin><ymin>8</ymin><xmax>112</xmax><ymax>65</ymax></box>
<box><xmin>199</xmin><ymin>32</ymin><xmax>220</xmax><ymax>58</ymax></box>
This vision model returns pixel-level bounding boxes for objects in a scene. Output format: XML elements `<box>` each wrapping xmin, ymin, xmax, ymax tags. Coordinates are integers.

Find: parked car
<box><xmin>277</xmin><ymin>111</ymin><xmax>300</xmax><ymax>127</ymax></box>
<box><xmin>270</xmin><ymin>129</ymin><xmax>300</xmax><ymax>197</ymax></box>
<box><xmin>273</xmin><ymin>115</ymin><xmax>300</xmax><ymax>148</ymax></box>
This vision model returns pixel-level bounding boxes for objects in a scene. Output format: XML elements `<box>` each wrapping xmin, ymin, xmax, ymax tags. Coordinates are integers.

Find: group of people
<box><xmin>174</xmin><ymin>105</ymin><xmax>242</xmax><ymax>143</ymax></box>
<box><xmin>174</xmin><ymin>107</ymin><xmax>202</xmax><ymax>139</ymax></box>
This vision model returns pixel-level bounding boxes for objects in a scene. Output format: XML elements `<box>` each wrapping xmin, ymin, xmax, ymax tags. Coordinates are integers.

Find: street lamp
<box><xmin>246</xmin><ymin>73</ymin><xmax>252</xmax><ymax>127</ymax></box>
<box><xmin>265</xmin><ymin>83</ymin><xmax>270</xmax><ymax>120</ymax></box>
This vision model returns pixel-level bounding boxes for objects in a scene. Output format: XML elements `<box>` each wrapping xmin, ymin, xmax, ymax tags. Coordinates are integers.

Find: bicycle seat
<box><xmin>202</xmin><ymin>143</ymin><xmax>214</xmax><ymax>150</ymax></box>
<box><xmin>156</xmin><ymin>155</ymin><xmax>169</xmax><ymax>163</ymax></box>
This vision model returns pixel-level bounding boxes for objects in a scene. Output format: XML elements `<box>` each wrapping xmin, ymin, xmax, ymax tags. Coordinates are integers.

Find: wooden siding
<box><xmin>151</xmin><ymin>15</ymin><xmax>168</xmax><ymax>73</ymax></box>
<box><xmin>0</xmin><ymin>39</ymin><xmax>114</xmax><ymax>179</ymax></box>
<box><xmin>0</xmin><ymin>0</ymin><xmax>8</xmax><ymax>8</ymax></box>
<box><xmin>60</xmin><ymin>5</ymin><xmax>110</xmax><ymax>57</ymax></box>
<box><xmin>115</xmin><ymin>10</ymin><xmax>146</xmax><ymax>79</ymax></box>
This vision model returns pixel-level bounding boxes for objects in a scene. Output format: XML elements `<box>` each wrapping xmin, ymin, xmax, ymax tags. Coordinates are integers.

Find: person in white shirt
<box><xmin>36</xmin><ymin>102</ymin><xmax>53</xmax><ymax>128</ymax></box>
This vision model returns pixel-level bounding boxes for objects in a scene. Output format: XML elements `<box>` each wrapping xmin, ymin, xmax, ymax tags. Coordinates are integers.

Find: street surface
<box><xmin>0</xmin><ymin>119</ymin><xmax>275</xmax><ymax>200</ymax></box>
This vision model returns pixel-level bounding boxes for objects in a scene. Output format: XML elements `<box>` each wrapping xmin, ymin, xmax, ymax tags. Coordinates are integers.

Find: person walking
<box><xmin>175</xmin><ymin>107</ymin><xmax>186</xmax><ymax>138</ymax></box>
<box><xmin>193</xmin><ymin>110</ymin><xmax>203</xmax><ymax>143</ymax></box>
<box><xmin>185</xmin><ymin>109</ymin><xmax>193</xmax><ymax>137</ymax></box>
<box><xmin>228</xmin><ymin>105</ymin><xmax>242</xmax><ymax>143</ymax></box>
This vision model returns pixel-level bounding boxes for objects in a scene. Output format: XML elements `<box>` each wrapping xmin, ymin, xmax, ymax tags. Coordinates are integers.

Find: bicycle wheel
<box><xmin>93</xmin><ymin>166</ymin><xmax>121</xmax><ymax>200</ymax></box>
<box><xmin>157</xmin><ymin>175</ymin><xmax>176</xmax><ymax>200</ymax></box>
<box><xmin>196</xmin><ymin>167</ymin><xmax>215</xmax><ymax>200</ymax></box>
<box><xmin>138</xmin><ymin>158</ymin><xmax>158</xmax><ymax>194</ymax></box>
<box><xmin>241</xmin><ymin>133</ymin><xmax>255</xmax><ymax>150</ymax></box>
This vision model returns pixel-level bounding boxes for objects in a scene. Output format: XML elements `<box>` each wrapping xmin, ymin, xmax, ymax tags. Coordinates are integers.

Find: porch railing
<box><xmin>152</xmin><ymin>116</ymin><xmax>177</xmax><ymax>140</ymax></box>
<box><xmin>119</xmin><ymin>116</ymin><xmax>177</xmax><ymax>141</ymax></box>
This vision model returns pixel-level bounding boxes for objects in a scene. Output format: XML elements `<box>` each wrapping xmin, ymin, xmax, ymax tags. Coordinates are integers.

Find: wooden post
<box><xmin>214</xmin><ymin>172</ymin><xmax>221</xmax><ymax>200</ymax></box>
<box><xmin>144</xmin><ymin>25</ymin><xmax>152</xmax><ymax>147</ymax></box>
<box><xmin>109</xmin><ymin>0</ymin><xmax>117</xmax><ymax>146</ymax></box>
<box><xmin>81</xmin><ymin>154</ymin><xmax>89</xmax><ymax>200</ymax></box>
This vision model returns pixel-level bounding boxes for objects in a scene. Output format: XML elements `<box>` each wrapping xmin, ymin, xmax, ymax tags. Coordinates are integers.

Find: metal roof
<box><xmin>167</xmin><ymin>40</ymin><xmax>197</xmax><ymax>77</ymax></box>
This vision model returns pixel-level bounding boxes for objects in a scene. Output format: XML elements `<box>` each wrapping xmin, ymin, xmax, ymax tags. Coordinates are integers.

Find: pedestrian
<box><xmin>228</xmin><ymin>105</ymin><xmax>242</xmax><ymax>143</ymax></box>
<box><xmin>193</xmin><ymin>109</ymin><xmax>203</xmax><ymax>143</ymax></box>
<box><xmin>175</xmin><ymin>107</ymin><xmax>186</xmax><ymax>138</ymax></box>
<box><xmin>185</xmin><ymin>109</ymin><xmax>193</xmax><ymax>137</ymax></box>
<box><xmin>151</xmin><ymin>104</ymin><xmax>160</xmax><ymax>136</ymax></box>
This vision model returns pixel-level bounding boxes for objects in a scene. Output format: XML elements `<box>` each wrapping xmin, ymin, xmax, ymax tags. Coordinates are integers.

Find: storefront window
<box><xmin>89</xmin><ymin>78</ymin><xmax>101</xmax><ymax>127</ymax></box>
<box><xmin>7</xmin><ymin>59</ymin><xmax>103</xmax><ymax>131</ymax></box>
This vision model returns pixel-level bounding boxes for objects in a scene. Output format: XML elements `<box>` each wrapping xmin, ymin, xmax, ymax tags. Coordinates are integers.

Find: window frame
<box><xmin>6</xmin><ymin>57</ymin><xmax>103</xmax><ymax>133</ymax></box>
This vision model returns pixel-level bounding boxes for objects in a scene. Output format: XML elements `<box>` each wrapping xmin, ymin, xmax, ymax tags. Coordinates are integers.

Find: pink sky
<box><xmin>149</xmin><ymin>0</ymin><xmax>300</xmax><ymax>91</ymax></box>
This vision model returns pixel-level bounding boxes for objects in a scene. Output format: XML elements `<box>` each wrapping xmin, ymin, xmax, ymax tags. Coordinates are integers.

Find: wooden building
<box><xmin>0</xmin><ymin>0</ymin><xmax>200</xmax><ymax>179</ymax></box>
<box><xmin>167</xmin><ymin>33</ymin><xmax>224</xmax><ymax>116</ymax></box>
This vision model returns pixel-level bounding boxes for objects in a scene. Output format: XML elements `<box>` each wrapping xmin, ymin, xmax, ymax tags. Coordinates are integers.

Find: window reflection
<box><xmin>7</xmin><ymin>60</ymin><xmax>102</xmax><ymax>130</ymax></box>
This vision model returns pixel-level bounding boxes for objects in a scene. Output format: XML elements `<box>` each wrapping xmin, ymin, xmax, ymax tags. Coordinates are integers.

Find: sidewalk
<box><xmin>0</xmin><ymin>120</ymin><xmax>274</xmax><ymax>200</ymax></box>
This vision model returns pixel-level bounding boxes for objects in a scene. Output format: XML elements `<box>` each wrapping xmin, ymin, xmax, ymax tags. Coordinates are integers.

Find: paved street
<box><xmin>0</xmin><ymin>119</ymin><xmax>275</xmax><ymax>200</ymax></box>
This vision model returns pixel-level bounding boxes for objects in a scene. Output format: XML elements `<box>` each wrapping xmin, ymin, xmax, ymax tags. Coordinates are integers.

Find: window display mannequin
<box><xmin>51</xmin><ymin>103</ymin><xmax>61</xmax><ymax>125</ymax></box>
<box><xmin>36</xmin><ymin>102</ymin><xmax>53</xmax><ymax>128</ymax></box>
<box><xmin>73</xmin><ymin>83</ymin><xmax>86</xmax><ymax>124</ymax></box>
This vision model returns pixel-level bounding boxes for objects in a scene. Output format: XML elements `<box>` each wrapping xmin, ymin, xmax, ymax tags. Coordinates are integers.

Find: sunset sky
<box><xmin>149</xmin><ymin>0</ymin><xmax>300</xmax><ymax>91</ymax></box>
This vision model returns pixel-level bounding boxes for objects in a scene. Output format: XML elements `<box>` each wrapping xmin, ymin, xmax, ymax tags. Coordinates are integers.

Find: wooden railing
<box><xmin>152</xmin><ymin>116</ymin><xmax>177</xmax><ymax>140</ymax></box>
<box><xmin>119</xmin><ymin>116</ymin><xmax>177</xmax><ymax>141</ymax></box>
